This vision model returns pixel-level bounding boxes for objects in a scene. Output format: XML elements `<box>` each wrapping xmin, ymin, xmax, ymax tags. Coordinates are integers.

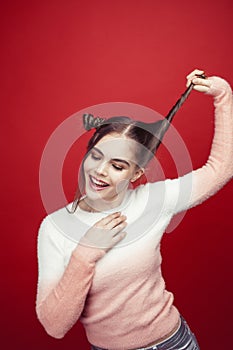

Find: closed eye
<box><xmin>91</xmin><ymin>152</ymin><xmax>101</xmax><ymax>161</ymax></box>
<box><xmin>112</xmin><ymin>163</ymin><xmax>124</xmax><ymax>171</ymax></box>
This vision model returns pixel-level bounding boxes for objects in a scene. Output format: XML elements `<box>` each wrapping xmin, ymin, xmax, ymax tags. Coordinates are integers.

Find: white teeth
<box><xmin>91</xmin><ymin>176</ymin><xmax>108</xmax><ymax>187</ymax></box>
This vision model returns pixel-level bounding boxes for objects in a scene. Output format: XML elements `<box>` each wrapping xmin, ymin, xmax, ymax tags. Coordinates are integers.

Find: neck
<box><xmin>80</xmin><ymin>192</ymin><xmax>127</xmax><ymax>213</ymax></box>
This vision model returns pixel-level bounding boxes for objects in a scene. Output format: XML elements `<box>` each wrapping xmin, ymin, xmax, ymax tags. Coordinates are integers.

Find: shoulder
<box><xmin>39</xmin><ymin>204</ymin><xmax>69</xmax><ymax>229</ymax></box>
<box><xmin>133</xmin><ymin>181</ymin><xmax>170</xmax><ymax>199</ymax></box>
<box><xmin>146</xmin><ymin>176</ymin><xmax>193</xmax><ymax>212</ymax></box>
<box><xmin>133</xmin><ymin>181</ymin><xmax>169</xmax><ymax>211</ymax></box>
<box><xmin>38</xmin><ymin>205</ymin><xmax>72</xmax><ymax>246</ymax></box>
<box><xmin>38</xmin><ymin>203</ymin><xmax>91</xmax><ymax>244</ymax></box>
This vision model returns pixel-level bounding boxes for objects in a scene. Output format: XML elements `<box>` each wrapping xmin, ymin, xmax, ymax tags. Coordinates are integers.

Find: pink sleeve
<box><xmin>189</xmin><ymin>76</ymin><xmax>233</xmax><ymax>207</ymax></box>
<box><xmin>36</xmin><ymin>219</ymin><xmax>105</xmax><ymax>339</ymax></box>
<box><xmin>170</xmin><ymin>76</ymin><xmax>233</xmax><ymax>214</ymax></box>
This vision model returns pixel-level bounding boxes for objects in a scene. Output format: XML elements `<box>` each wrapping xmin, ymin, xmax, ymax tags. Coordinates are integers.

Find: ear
<box><xmin>130</xmin><ymin>168</ymin><xmax>145</xmax><ymax>183</ymax></box>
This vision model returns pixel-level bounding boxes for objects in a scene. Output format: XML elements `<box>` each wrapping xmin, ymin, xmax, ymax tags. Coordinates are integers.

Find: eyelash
<box><xmin>112</xmin><ymin>164</ymin><xmax>124</xmax><ymax>171</ymax></box>
<box><xmin>90</xmin><ymin>153</ymin><xmax>124</xmax><ymax>171</ymax></box>
<box><xmin>91</xmin><ymin>153</ymin><xmax>101</xmax><ymax>160</ymax></box>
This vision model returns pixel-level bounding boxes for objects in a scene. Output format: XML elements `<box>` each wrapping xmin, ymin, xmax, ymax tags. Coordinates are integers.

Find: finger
<box><xmin>105</xmin><ymin>215</ymin><xmax>127</xmax><ymax>230</ymax></box>
<box><xmin>186</xmin><ymin>75</ymin><xmax>208</xmax><ymax>88</ymax></box>
<box><xmin>191</xmin><ymin>77</ymin><xmax>211</xmax><ymax>87</ymax></box>
<box><xmin>111</xmin><ymin>221</ymin><xmax>128</xmax><ymax>236</ymax></box>
<box><xmin>191</xmin><ymin>77</ymin><xmax>211</xmax><ymax>93</ymax></box>
<box><xmin>95</xmin><ymin>212</ymin><xmax>121</xmax><ymax>227</ymax></box>
<box><xmin>192</xmin><ymin>85</ymin><xmax>209</xmax><ymax>92</ymax></box>
<box><xmin>186</xmin><ymin>69</ymin><xmax>205</xmax><ymax>80</ymax></box>
<box><xmin>186</xmin><ymin>69</ymin><xmax>206</xmax><ymax>87</ymax></box>
<box><xmin>111</xmin><ymin>231</ymin><xmax>127</xmax><ymax>245</ymax></box>
<box><xmin>96</xmin><ymin>214</ymin><xmax>126</xmax><ymax>230</ymax></box>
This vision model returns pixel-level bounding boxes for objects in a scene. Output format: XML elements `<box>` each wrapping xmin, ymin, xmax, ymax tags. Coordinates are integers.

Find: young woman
<box><xmin>36</xmin><ymin>69</ymin><xmax>233</xmax><ymax>350</ymax></box>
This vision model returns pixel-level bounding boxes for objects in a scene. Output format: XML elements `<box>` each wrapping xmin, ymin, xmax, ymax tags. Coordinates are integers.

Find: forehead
<box><xmin>94</xmin><ymin>134</ymin><xmax>139</xmax><ymax>162</ymax></box>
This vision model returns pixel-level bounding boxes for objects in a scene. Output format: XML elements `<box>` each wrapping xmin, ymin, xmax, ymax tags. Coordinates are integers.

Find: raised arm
<box><xmin>168</xmin><ymin>69</ymin><xmax>233</xmax><ymax>214</ymax></box>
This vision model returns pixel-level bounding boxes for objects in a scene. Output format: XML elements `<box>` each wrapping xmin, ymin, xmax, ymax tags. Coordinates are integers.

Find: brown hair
<box><xmin>68</xmin><ymin>116</ymin><xmax>168</xmax><ymax>213</ymax></box>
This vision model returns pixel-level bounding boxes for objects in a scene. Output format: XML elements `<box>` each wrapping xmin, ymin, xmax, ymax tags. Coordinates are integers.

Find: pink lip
<box><xmin>88</xmin><ymin>175</ymin><xmax>109</xmax><ymax>191</ymax></box>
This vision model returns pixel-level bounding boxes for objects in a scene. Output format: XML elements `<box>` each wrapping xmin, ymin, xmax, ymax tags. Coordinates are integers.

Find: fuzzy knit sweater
<box><xmin>36</xmin><ymin>77</ymin><xmax>233</xmax><ymax>350</ymax></box>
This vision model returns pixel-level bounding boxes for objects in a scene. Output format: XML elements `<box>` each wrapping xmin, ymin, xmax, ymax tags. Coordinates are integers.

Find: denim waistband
<box><xmin>90</xmin><ymin>315</ymin><xmax>199</xmax><ymax>350</ymax></box>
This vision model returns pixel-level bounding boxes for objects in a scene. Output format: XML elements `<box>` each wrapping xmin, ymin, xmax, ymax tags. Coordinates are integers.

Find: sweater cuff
<box><xmin>72</xmin><ymin>243</ymin><xmax>106</xmax><ymax>264</ymax></box>
<box><xmin>205</xmin><ymin>76</ymin><xmax>232</xmax><ymax>98</ymax></box>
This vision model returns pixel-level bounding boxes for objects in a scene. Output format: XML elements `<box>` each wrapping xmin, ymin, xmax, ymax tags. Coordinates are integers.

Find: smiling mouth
<box><xmin>89</xmin><ymin>175</ymin><xmax>110</xmax><ymax>190</ymax></box>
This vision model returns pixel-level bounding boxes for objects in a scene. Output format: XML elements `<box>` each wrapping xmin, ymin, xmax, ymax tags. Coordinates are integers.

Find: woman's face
<box><xmin>83</xmin><ymin>133</ymin><xmax>144</xmax><ymax>208</ymax></box>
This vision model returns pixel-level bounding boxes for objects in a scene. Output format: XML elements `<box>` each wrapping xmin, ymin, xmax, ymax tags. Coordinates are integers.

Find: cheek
<box><xmin>115</xmin><ymin>179</ymin><xmax>130</xmax><ymax>193</ymax></box>
<box><xmin>112</xmin><ymin>171</ymin><xmax>132</xmax><ymax>192</ymax></box>
<box><xmin>82</xmin><ymin>162</ymin><xmax>88</xmax><ymax>177</ymax></box>
<box><xmin>83</xmin><ymin>158</ymin><xmax>94</xmax><ymax>174</ymax></box>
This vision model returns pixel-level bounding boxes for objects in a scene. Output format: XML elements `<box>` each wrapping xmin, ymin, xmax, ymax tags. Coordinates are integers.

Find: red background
<box><xmin>1</xmin><ymin>1</ymin><xmax>233</xmax><ymax>349</ymax></box>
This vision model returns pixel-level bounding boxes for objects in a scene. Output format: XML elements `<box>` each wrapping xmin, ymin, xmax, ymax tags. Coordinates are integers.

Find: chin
<box><xmin>85</xmin><ymin>187</ymin><xmax>121</xmax><ymax>205</ymax></box>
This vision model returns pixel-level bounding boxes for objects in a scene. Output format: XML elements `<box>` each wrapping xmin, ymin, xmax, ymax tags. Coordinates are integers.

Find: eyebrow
<box><xmin>92</xmin><ymin>147</ymin><xmax>130</xmax><ymax>167</ymax></box>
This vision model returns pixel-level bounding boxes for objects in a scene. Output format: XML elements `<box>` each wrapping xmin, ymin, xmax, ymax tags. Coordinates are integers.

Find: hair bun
<box><xmin>83</xmin><ymin>113</ymin><xmax>106</xmax><ymax>131</ymax></box>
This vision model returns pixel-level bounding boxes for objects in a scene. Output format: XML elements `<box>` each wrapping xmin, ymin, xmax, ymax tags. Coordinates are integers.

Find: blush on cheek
<box><xmin>116</xmin><ymin>179</ymin><xmax>130</xmax><ymax>194</ymax></box>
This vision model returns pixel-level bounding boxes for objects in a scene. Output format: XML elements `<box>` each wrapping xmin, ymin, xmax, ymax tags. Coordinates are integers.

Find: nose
<box><xmin>95</xmin><ymin>161</ymin><xmax>108</xmax><ymax>176</ymax></box>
